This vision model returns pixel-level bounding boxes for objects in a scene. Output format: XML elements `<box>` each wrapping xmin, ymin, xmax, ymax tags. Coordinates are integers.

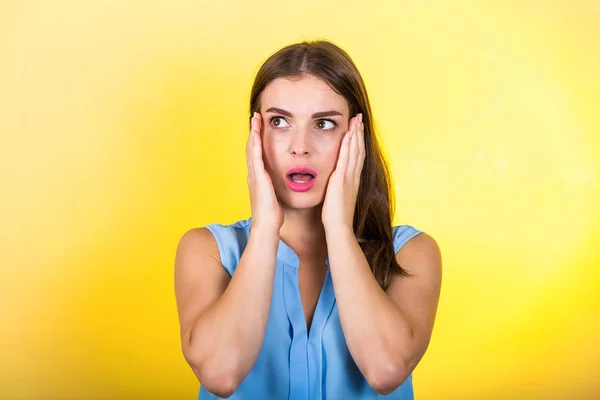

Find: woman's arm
<box><xmin>174</xmin><ymin>225</ymin><xmax>280</xmax><ymax>397</ymax></box>
<box><xmin>325</xmin><ymin>226</ymin><xmax>442</xmax><ymax>395</ymax></box>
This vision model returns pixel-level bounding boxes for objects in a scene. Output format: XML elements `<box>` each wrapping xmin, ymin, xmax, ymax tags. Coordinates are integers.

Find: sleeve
<box><xmin>203</xmin><ymin>222</ymin><xmax>249</xmax><ymax>277</ymax></box>
<box><xmin>392</xmin><ymin>224</ymin><xmax>423</xmax><ymax>254</ymax></box>
<box><xmin>204</xmin><ymin>223</ymin><xmax>231</xmax><ymax>275</ymax></box>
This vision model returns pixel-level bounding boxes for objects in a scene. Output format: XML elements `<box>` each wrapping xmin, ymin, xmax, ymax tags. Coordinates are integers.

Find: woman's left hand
<box><xmin>322</xmin><ymin>113</ymin><xmax>365</xmax><ymax>231</ymax></box>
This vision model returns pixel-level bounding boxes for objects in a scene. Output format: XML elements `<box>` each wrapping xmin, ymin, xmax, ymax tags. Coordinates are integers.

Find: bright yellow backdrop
<box><xmin>1</xmin><ymin>1</ymin><xmax>599</xmax><ymax>399</ymax></box>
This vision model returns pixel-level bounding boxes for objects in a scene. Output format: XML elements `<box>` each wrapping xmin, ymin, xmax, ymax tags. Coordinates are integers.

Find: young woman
<box><xmin>174</xmin><ymin>40</ymin><xmax>442</xmax><ymax>399</ymax></box>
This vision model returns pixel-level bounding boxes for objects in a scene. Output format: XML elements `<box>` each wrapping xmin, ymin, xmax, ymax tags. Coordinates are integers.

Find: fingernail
<box><xmin>359</xmin><ymin>113</ymin><xmax>363</xmax><ymax>122</ymax></box>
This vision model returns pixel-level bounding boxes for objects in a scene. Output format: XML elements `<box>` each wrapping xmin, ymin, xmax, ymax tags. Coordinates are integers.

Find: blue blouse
<box><xmin>201</xmin><ymin>217</ymin><xmax>422</xmax><ymax>400</ymax></box>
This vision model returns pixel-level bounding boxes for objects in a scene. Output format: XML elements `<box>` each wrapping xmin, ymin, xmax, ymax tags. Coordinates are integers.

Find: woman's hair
<box><xmin>249</xmin><ymin>39</ymin><xmax>410</xmax><ymax>289</ymax></box>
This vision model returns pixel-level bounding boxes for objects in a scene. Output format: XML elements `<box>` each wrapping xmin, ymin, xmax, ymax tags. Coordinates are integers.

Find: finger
<box><xmin>247</xmin><ymin>115</ymin><xmax>255</xmax><ymax>173</ymax></box>
<box><xmin>336</xmin><ymin>119</ymin><xmax>354</xmax><ymax>175</ymax></box>
<box><xmin>253</xmin><ymin>112</ymin><xmax>266</xmax><ymax>173</ymax></box>
<box><xmin>355</xmin><ymin>115</ymin><xmax>366</xmax><ymax>179</ymax></box>
<box><xmin>347</xmin><ymin>116</ymin><xmax>359</xmax><ymax>179</ymax></box>
<box><xmin>252</xmin><ymin>118</ymin><xmax>267</xmax><ymax>174</ymax></box>
<box><xmin>255</xmin><ymin>112</ymin><xmax>263</xmax><ymax>136</ymax></box>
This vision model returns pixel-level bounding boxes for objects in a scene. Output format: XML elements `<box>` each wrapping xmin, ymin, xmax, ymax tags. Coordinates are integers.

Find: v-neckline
<box><xmin>247</xmin><ymin>217</ymin><xmax>335</xmax><ymax>339</ymax></box>
<box><xmin>277</xmin><ymin>236</ymin><xmax>335</xmax><ymax>340</ymax></box>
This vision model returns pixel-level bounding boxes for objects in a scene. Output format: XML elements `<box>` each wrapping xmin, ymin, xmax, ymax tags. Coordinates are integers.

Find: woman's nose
<box><xmin>289</xmin><ymin>128</ymin><xmax>311</xmax><ymax>155</ymax></box>
<box><xmin>290</xmin><ymin>144</ymin><xmax>308</xmax><ymax>155</ymax></box>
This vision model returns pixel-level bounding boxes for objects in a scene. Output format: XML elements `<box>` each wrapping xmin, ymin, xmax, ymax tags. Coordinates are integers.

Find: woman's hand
<box><xmin>247</xmin><ymin>112</ymin><xmax>284</xmax><ymax>233</ymax></box>
<box><xmin>322</xmin><ymin>113</ymin><xmax>365</xmax><ymax>231</ymax></box>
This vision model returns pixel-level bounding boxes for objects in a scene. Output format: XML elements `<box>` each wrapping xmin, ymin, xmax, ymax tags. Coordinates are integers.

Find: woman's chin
<box><xmin>278</xmin><ymin>192</ymin><xmax>324</xmax><ymax>210</ymax></box>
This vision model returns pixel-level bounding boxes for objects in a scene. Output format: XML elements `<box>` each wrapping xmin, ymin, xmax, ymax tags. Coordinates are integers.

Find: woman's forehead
<box><xmin>261</xmin><ymin>77</ymin><xmax>349</xmax><ymax>116</ymax></box>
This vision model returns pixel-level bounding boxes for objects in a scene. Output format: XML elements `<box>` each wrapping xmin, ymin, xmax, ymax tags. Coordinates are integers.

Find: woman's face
<box><xmin>258</xmin><ymin>75</ymin><xmax>351</xmax><ymax>210</ymax></box>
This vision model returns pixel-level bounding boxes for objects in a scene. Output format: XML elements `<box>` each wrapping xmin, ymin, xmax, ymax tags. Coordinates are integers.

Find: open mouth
<box><xmin>286</xmin><ymin>166</ymin><xmax>318</xmax><ymax>191</ymax></box>
<box><xmin>287</xmin><ymin>173</ymin><xmax>315</xmax><ymax>184</ymax></box>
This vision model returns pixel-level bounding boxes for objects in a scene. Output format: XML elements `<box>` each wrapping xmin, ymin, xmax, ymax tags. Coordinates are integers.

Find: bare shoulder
<box><xmin>384</xmin><ymin>232</ymin><xmax>442</xmax><ymax>375</ymax></box>
<box><xmin>395</xmin><ymin>232</ymin><xmax>442</xmax><ymax>277</ymax></box>
<box><xmin>387</xmin><ymin>231</ymin><xmax>442</xmax><ymax>324</ymax></box>
<box><xmin>176</xmin><ymin>227</ymin><xmax>222</xmax><ymax>264</ymax></box>
<box><xmin>174</xmin><ymin>227</ymin><xmax>230</xmax><ymax>346</ymax></box>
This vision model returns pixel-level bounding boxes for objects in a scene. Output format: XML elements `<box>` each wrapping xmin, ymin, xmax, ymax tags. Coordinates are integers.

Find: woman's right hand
<box><xmin>247</xmin><ymin>112</ymin><xmax>284</xmax><ymax>233</ymax></box>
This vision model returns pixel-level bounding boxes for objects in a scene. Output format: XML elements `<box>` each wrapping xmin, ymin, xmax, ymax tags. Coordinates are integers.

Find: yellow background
<box><xmin>1</xmin><ymin>1</ymin><xmax>599</xmax><ymax>399</ymax></box>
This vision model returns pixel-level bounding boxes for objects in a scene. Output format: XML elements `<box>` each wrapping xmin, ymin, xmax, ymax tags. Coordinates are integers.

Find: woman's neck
<box><xmin>278</xmin><ymin>206</ymin><xmax>328</xmax><ymax>261</ymax></box>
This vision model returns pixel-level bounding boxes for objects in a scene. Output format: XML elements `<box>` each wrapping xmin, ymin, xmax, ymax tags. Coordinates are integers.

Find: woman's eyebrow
<box><xmin>264</xmin><ymin>107</ymin><xmax>343</xmax><ymax>118</ymax></box>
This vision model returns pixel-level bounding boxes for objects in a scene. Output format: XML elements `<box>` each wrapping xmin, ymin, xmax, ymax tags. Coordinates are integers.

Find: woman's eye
<box><xmin>269</xmin><ymin>116</ymin><xmax>290</xmax><ymax>128</ymax></box>
<box><xmin>316</xmin><ymin>119</ymin><xmax>337</xmax><ymax>130</ymax></box>
<box><xmin>269</xmin><ymin>116</ymin><xmax>337</xmax><ymax>131</ymax></box>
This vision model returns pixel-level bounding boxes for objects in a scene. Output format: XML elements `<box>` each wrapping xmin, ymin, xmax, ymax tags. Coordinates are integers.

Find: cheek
<box><xmin>261</xmin><ymin>136</ymin><xmax>283</xmax><ymax>171</ymax></box>
<box><xmin>322</xmin><ymin>142</ymin><xmax>342</xmax><ymax>171</ymax></box>
<box><xmin>323</xmin><ymin>144</ymin><xmax>339</xmax><ymax>158</ymax></box>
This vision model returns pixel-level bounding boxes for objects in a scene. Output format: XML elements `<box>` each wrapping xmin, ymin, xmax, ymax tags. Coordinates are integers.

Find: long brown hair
<box><xmin>249</xmin><ymin>39</ymin><xmax>409</xmax><ymax>289</ymax></box>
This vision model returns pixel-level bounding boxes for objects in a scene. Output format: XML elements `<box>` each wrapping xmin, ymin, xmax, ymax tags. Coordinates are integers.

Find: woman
<box><xmin>174</xmin><ymin>39</ymin><xmax>442</xmax><ymax>399</ymax></box>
